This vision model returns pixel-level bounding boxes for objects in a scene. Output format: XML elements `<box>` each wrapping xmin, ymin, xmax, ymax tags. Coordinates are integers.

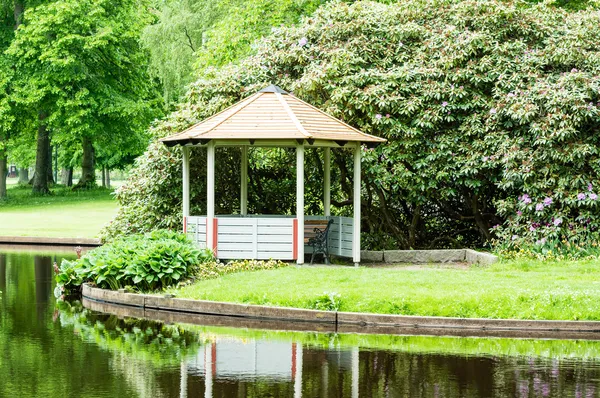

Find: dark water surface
<box><xmin>1</xmin><ymin>249</ymin><xmax>600</xmax><ymax>398</ymax></box>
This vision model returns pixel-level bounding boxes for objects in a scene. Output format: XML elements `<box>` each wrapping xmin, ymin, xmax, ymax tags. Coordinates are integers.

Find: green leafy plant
<box><xmin>311</xmin><ymin>291</ymin><xmax>342</xmax><ymax>312</ymax></box>
<box><xmin>57</xmin><ymin>230</ymin><xmax>214</xmax><ymax>293</ymax></box>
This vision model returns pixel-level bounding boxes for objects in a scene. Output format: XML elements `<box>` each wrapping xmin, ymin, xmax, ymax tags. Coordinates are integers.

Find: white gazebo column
<box><xmin>324</xmin><ymin>147</ymin><xmax>331</xmax><ymax>216</ymax></box>
<box><xmin>182</xmin><ymin>147</ymin><xmax>190</xmax><ymax>222</ymax></box>
<box><xmin>353</xmin><ymin>144</ymin><xmax>361</xmax><ymax>266</ymax></box>
<box><xmin>207</xmin><ymin>141</ymin><xmax>216</xmax><ymax>251</ymax></box>
<box><xmin>241</xmin><ymin>146</ymin><xmax>248</xmax><ymax>216</ymax></box>
<box><xmin>296</xmin><ymin>144</ymin><xmax>305</xmax><ymax>264</ymax></box>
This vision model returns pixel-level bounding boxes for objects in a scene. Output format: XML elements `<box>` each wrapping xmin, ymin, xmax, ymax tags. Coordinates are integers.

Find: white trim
<box><xmin>207</xmin><ymin>141</ymin><xmax>215</xmax><ymax>250</ymax></box>
<box><xmin>296</xmin><ymin>144</ymin><xmax>305</xmax><ymax>264</ymax></box>
<box><xmin>276</xmin><ymin>92</ymin><xmax>311</xmax><ymax>138</ymax></box>
<box><xmin>324</xmin><ymin>147</ymin><xmax>331</xmax><ymax>217</ymax></box>
<box><xmin>189</xmin><ymin>139</ymin><xmax>363</xmax><ymax>148</ymax></box>
<box><xmin>241</xmin><ymin>146</ymin><xmax>248</xmax><ymax>216</ymax></box>
<box><xmin>182</xmin><ymin>147</ymin><xmax>190</xmax><ymax>218</ymax></box>
<box><xmin>353</xmin><ymin>144</ymin><xmax>361</xmax><ymax>265</ymax></box>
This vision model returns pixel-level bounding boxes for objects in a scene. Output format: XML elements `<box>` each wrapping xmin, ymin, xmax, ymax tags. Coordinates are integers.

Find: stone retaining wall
<box><xmin>360</xmin><ymin>248</ymin><xmax>498</xmax><ymax>265</ymax></box>
<box><xmin>82</xmin><ymin>284</ymin><xmax>600</xmax><ymax>340</ymax></box>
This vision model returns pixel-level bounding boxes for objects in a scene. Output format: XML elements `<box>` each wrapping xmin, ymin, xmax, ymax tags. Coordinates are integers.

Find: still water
<box><xmin>1</xmin><ymin>249</ymin><xmax>600</xmax><ymax>398</ymax></box>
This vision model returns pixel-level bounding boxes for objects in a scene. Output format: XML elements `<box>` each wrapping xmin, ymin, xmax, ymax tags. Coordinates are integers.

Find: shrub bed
<box><xmin>176</xmin><ymin>259</ymin><xmax>288</xmax><ymax>288</ymax></box>
<box><xmin>57</xmin><ymin>230</ymin><xmax>214</xmax><ymax>293</ymax></box>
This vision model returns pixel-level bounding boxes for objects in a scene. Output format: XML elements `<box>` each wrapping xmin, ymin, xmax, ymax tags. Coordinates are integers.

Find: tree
<box><xmin>141</xmin><ymin>0</ymin><xmax>326</xmax><ymax>108</ymax></box>
<box><xmin>103</xmin><ymin>0</ymin><xmax>600</xmax><ymax>254</ymax></box>
<box><xmin>7</xmin><ymin>0</ymin><xmax>162</xmax><ymax>193</ymax></box>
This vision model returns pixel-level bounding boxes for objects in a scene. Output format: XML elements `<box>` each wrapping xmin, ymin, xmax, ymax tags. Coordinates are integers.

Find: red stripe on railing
<box><xmin>213</xmin><ymin>218</ymin><xmax>218</xmax><ymax>256</ymax></box>
<box><xmin>292</xmin><ymin>219</ymin><xmax>298</xmax><ymax>260</ymax></box>
<box><xmin>183</xmin><ymin>216</ymin><xmax>187</xmax><ymax>233</ymax></box>
<box><xmin>211</xmin><ymin>342</ymin><xmax>217</xmax><ymax>376</ymax></box>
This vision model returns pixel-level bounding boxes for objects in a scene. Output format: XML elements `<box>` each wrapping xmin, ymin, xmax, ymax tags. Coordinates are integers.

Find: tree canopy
<box><xmin>104</xmin><ymin>0</ymin><xmax>600</xmax><ymax>256</ymax></box>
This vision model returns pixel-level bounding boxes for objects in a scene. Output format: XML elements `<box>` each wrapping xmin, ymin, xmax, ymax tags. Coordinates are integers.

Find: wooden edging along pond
<box><xmin>0</xmin><ymin>236</ymin><xmax>101</xmax><ymax>247</ymax></box>
<box><xmin>82</xmin><ymin>284</ymin><xmax>600</xmax><ymax>340</ymax></box>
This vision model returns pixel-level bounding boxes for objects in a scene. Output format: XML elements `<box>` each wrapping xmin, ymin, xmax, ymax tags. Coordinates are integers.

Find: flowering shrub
<box><xmin>57</xmin><ymin>230</ymin><xmax>214</xmax><ymax>293</ymax></box>
<box><xmin>175</xmin><ymin>259</ymin><xmax>288</xmax><ymax>286</ymax></box>
<box><xmin>103</xmin><ymin>0</ymin><xmax>600</xmax><ymax>253</ymax></box>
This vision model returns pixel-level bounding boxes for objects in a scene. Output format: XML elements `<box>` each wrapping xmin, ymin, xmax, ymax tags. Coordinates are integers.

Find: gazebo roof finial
<box><xmin>258</xmin><ymin>84</ymin><xmax>288</xmax><ymax>94</ymax></box>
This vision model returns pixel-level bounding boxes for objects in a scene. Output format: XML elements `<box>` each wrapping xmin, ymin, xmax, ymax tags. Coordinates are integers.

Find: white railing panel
<box><xmin>186</xmin><ymin>216</ymin><xmax>207</xmax><ymax>248</ymax></box>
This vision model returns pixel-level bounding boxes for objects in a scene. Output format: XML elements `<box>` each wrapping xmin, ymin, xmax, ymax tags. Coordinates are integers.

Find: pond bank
<box><xmin>0</xmin><ymin>236</ymin><xmax>101</xmax><ymax>246</ymax></box>
<box><xmin>82</xmin><ymin>283</ymin><xmax>600</xmax><ymax>340</ymax></box>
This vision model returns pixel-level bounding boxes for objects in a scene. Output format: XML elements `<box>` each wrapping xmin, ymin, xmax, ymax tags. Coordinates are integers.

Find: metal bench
<box><xmin>305</xmin><ymin>219</ymin><xmax>334</xmax><ymax>265</ymax></box>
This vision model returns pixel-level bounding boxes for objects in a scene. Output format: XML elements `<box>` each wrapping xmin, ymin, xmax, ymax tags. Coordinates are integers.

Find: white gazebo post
<box><xmin>207</xmin><ymin>141</ymin><xmax>216</xmax><ymax>251</ymax></box>
<box><xmin>182</xmin><ymin>147</ymin><xmax>190</xmax><ymax>221</ymax></box>
<box><xmin>353</xmin><ymin>144</ymin><xmax>361</xmax><ymax>266</ymax></box>
<box><xmin>296</xmin><ymin>143</ymin><xmax>305</xmax><ymax>264</ymax></box>
<box><xmin>324</xmin><ymin>147</ymin><xmax>331</xmax><ymax>216</ymax></box>
<box><xmin>241</xmin><ymin>146</ymin><xmax>248</xmax><ymax>216</ymax></box>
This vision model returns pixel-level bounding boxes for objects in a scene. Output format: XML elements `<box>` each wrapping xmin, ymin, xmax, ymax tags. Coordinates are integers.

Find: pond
<box><xmin>1</xmin><ymin>248</ymin><xmax>600</xmax><ymax>397</ymax></box>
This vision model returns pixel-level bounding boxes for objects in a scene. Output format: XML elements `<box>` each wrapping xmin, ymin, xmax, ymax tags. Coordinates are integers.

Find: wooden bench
<box><xmin>304</xmin><ymin>219</ymin><xmax>334</xmax><ymax>264</ymax></box>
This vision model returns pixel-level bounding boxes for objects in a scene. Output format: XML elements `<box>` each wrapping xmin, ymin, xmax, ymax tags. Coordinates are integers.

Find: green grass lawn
<box><xmin>0</xmin><ymin>184</ymin><xmax>118</xmax><ymax>238</ymax></box>
<box><xmin>168</xmin><ymin>259</ymin><xmax>600</xmax><ymax>321</ymax></box>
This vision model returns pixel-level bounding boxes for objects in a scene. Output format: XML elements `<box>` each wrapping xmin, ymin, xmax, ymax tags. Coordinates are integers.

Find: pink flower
<box><xmin>441</xmin><ymin>101</ymin><xmax>448</xmax><ymax>107</ymax></box>
<box><xmin>489</xmin><ymin>108</ymin><xmax>497</xmax><ymax>115</ymax></box>
<box><xmin>385</xmin><ymin>114</ymin><xmax>391</xmax><ymax>118</ymax></box>
<box><xmin>517</xmin><ymin>210</ymin><xmax>523</xmax><ymax>216</ymax></box>
<box><xmin>577</xmin><ymin>193</ymin><xmax>586</xmax><ymax>200</ymax></box>
<box><xmin>543</xmin><ymin>197</ymin><xmax>553</xmax><ymax>206</ymax></box>
<box><xmin>590</xmin><ymin>193</ymin><xmax>598</xmax><ymax>200</ymax></box>
<box><xmin>512</xmin><ymin>235</ymin><xmax>518</xmax><ymax>241</ymax></box>
<box><xmin>298</xmin><ymin>37</ymin><xmax>308</xmax><ymax>47</ymax></box>
<box><xmin>375</xmin><ymin>114</ymin><xmax>382</xmax><ymax>120</ymax></box>
<box><xmin>529</xmin><ymin>225</ymin><xmax>536</xmax><ymax>232</ymax></box>
<box><xmin>535</xmin><ymin>203</ymin><xmax>544</xmax><ymax>211</ymax></box>
<box><xmin>520</xmin><ymin>194</ymin><xmax>532</xmax><ymax>204</ymax></box>
<box><xmin>588</xmin><ymin>183</ymin><xmax>593</xmax><ymax>192</ymax></box>
<box><xmin>553</xmin><ymin>218</ymin><xmax>562</xmax><ymax>226</ymax></box>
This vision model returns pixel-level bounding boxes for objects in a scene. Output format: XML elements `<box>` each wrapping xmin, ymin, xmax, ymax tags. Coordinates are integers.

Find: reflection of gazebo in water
<box><xmin>160</xmin><ymin>85</ymin><xmax>385</xmax><ymax>264</ymax></box>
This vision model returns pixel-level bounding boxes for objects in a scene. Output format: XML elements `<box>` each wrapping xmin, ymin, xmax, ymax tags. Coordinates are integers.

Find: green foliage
<box><xmin>6</xmin><ymin>0</ymin><xmax>162</xmax><ymax>182</ymax></box>
<box><xmin>107</xmin><ymin>0</ymin><xmax>600</xmax><ymax>252</ymax></box>
<box><xmin>141</xmin><ymin>0</ymin><xmax>326</xmax><ymax>107</ymax></box>
<box><xmin>57</xmin><ymin>229</ymin><xmax>214</xmax><ymax>292</ymax></box>
<box><xmin>57</xmin><ymin>300</ymin><xmax>202</xmax><ymax>365</ymax></box>
<box><xmin>187</xmin><ymin>258</ymin><xmax>288</xmax><ymax>283</ymax></box>
<box><xmin>311</xmin><ymin>291</ymin><xmax>342</xmax><ymax>311</ymax></box>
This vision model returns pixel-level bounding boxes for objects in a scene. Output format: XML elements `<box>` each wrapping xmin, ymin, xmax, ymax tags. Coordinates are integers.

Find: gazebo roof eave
<box><xmin>162</xmin><ymin>136</ymin><xmax>384</xmax><ymax>149</ymax></box>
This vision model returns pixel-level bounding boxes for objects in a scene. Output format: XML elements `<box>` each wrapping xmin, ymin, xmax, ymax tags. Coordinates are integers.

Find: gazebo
<box><xmin>160</xmin><ymin>85</ymin><xmax>385</xmax><ymax>265</ymax></box>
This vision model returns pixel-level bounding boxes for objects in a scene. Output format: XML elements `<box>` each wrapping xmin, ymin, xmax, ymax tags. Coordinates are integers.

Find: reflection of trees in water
<box><xmin>34</xmin><ymin>255</ymin><xmax>52</xmax><ymax>320</ymax></box>
<box><xmin>57</xmin><ymin>303</ymin><xmax>600</xmax><ymax>398</ymax></box>
<box><xmin>58</xmin><ymin>300</ymin><xmax>203</xmax><ymax>397</ymax></box>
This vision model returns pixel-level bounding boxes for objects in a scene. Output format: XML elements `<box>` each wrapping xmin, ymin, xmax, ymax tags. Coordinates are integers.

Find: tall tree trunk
<box><xmin>60</xmin><ymin>167</ymin><xmax>68</xmax><ymax>185</ymax></box>
<box><xmin>0</xmin><ymin>154</ymin><xmax>7</xmax><ymax>198</ymax></box>
<box><xmin>18</xmin><ymin>167</ymin><xmax>29</xmax><ymax>184</ymax></box>
<box><xmin>14</xmin><ymin>2</ymin><xmax>24</xmax><ymax>29</ymax></box>
<box><xmin>101</xmin><ymin>167</ymin><xmax>106</xmax><ymax>187</ymax></box>
<box><xmin>67</xmin><ymin>167</ymin><xmax>73</xmax><ymax>187</ymax></box>
<box><xmin>47</xmin><ymin>143</ymin><xmax>54</xmax><ymax>184</ymax></box>
<box><xmin>105</xmin><ymin>168</ymin><xmax>110</xmax><ymax>189</ymax></box>
<box><xmin>74</xmin><ymin>136</ymin><xmax>95</xmax><ymax>189</ymax></box>
<box><xmin>32</xmin><ymin>113</ymin><xmax>51</xmax><ymax>195</ymax></box>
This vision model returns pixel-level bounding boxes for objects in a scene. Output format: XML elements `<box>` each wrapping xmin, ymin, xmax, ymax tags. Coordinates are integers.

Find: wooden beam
<box><xmin>207</xmin><ymin>141</ymin><xmax>215</xmax><ymax>251</ymax></box>
<box><xmin>353</xmin><ymin>144</ymin><xmax>361</xmax><ymax>265</ymax></box>
<box><xmin>324</xmin><ymin>147</ymin><xmax>331</xmax><ymax>217</ymax></box>
<box><xmin>296</xmin><ymin>144</ymin><xmax>305</xmax><ymax>264</ymax></box>
<box><xmin>241</xmin><ymin>146</ymin><xmax>248</xmax><ymax>216</ymax></box>
<box><xmin>182</xmin><ymin>147</ymin><xmax>190</xmax><ymax>219</ymax></box>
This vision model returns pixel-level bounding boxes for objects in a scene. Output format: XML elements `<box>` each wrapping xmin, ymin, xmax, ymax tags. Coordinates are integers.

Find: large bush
<box><xmin>103</xmin><ymin>0</ymin><xmax>600</xmax><ymax>254</ymax></box>
<box><xmin>57</xmin><ymin>230</ymin><xmax>214</xmax><ymax>292</ymax></box>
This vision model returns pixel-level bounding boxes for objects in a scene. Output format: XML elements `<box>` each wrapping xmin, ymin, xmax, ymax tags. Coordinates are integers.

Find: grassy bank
<box><xmin>168</xmin><ymin>260</ymin><xmax>600</xmax><ymax>321</ymax></box>
<box><xmin>0</xmin><ymin>185</ymin><xmax>118</xmax><ymax>238</ymax></box>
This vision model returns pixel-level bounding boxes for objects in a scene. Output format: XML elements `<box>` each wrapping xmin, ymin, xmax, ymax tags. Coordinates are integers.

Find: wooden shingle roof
<box><xmin>160</xmin><ymin>85</ymin><xmax>386</xmax><ymax>146</ymax></box>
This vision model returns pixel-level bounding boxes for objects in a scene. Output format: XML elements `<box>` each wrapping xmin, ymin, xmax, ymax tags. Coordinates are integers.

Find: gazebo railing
<box><xmin>185</xmin><ymin>215</ymin><xmax>353</xmax><ymax>260</ymax></box>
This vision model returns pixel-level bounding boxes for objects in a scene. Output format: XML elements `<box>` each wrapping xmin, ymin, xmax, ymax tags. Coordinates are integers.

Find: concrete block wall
<box><xmin>360</xmin><ymin>249</ymin><xmax>498</xmax><ymax>265</ymax></box>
